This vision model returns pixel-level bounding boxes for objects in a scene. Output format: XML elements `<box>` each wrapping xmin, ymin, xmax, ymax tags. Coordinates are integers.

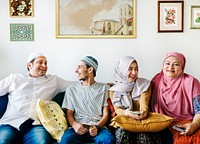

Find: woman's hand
<box><xmin>177</xmin><ymin>122</ymin><xmax>199</xmax><ymax>136</ymax></box>
<box><xmin>125</xmin><ymin>110</ymin><xmax>148</xmax><ymax>120</ymax></box>
<box><xmin>139</xmin><ymin>111</ymin><xmax>148</xmax><ymax>120</ymax></box>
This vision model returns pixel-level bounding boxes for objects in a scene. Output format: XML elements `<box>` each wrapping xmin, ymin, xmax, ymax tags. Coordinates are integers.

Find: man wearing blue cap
<box><xmin>0</xmin><ymin>52</ymin><xmax>71</xmax><ymax>144</ymax></box>
<box><xmin>60</xmin><ymin>56</ymin><xmax>115</xmax><ymax>144</ymax></box>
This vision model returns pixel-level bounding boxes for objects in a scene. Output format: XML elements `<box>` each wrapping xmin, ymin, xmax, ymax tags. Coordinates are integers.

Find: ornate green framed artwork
<box><xmin>190</xmin><ymin>6</ymin><xmax>200</xmax><ymax>29</ymax></box>
<box><xmin>56</xmin><ymin>0</ymin><xmax>136</xmax><ymax>38</ymax></box>
<box><xmin>9</xmin><ymin>0</ymin><xmax>34</xmax><ymax>17</ymax></box>
<box><xmin>10</xmin><ymin>24</ymin><xmax>34</xmax><ymax>41</ymax></box>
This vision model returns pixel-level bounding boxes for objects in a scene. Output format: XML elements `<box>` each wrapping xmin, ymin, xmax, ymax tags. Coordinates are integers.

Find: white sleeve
<box><xmin>56</xmin><ymin>76</ymin><xmax>72</xmax><ymax>93</ymax></box>
<box><xmin>0</xmin><ymin>74</ymin><xmax>15</xmax><ymax>96</ymax></box>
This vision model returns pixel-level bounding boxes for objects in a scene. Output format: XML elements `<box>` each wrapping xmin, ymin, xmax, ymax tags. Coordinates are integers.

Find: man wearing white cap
<box><xmin>0</xmin><ymin>52</ymin><xmax>71</xmax><ymax>144</ymax></box>
<box><xmin>60</xmin><ymin>56</ymin><xmax>115</xmax><ymax>144</ymax></box>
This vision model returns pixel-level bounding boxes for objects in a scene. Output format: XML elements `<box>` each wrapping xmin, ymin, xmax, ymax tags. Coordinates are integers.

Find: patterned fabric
<box><xmin>36</xmin><ymin>100</ymin><xmax>68</xmax><ymax>142</ymax></box>
<box><xmin>115</xmin><ymin>127</ymin><xmax>161</xmax><ymax>144</ymax></box>
<box><xmin>170</xmin><ymin>120</ymin><xmax>200</xmax><ymax>144</ymax></box>
<box><xmin>81</xmin><ymin>56</ymin><xmax>98</xmax><ymax>72</ymax></box>
<box><xmin>193</xmin><ymin>95</ymin><xmax>200</xmax><ymax>114</ymax></box>
<box><xmin>107</xmin><ymin>97</ymin><xmax>116</xmax><ymax>119</ymax></box>
<box><xmin>62</xmin><ymin>81</ymin><xmax>109</xmax><ymax>125</ymax></box>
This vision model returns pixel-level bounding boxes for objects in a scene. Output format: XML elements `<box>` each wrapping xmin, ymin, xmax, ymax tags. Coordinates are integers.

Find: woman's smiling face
<box><xmin>126</xmin><ymin>61</ymin><xmax>138</xmax><ymax>83</ymax></box>
<box><xmin>163</xmin><ymin>56</ymin><xmax>183</xmax><ymax>78</ymax></box>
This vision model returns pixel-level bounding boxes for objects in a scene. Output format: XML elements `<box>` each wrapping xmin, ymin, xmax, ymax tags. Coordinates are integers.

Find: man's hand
<box><xmin>73</xmin><ymin>122</ymin><xmax>89</xmax><ymax>135</ymax></box>
<box><xmin>89</xmin><ymin>125</ymin><xmax>98</xmax><ymax>136</ymax></box>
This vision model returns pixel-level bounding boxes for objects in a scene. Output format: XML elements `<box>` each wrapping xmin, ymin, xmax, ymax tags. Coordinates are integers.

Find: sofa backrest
<box><xmin>0</xmin><ymin>92</ymin><xmax>65</xmax><ymax>119</ymax></box>
<box><xmin>0</xmin><ymin>93</ymin><xmax>9</xmax><ymax>118</ymax></box>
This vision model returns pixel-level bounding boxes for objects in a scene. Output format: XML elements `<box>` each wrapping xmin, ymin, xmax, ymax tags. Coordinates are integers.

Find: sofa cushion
<box><xmin>0</xmin><ymin>93</ymin><xmax>9</xmax><ymax>118</ymax></box>
<box><xmin>36</xmin><ymin>99</ymin><xmax>68</xmax><ymax>142</ymax></box>
<box><xmin>110</xmin><ymin>112</ymin><xmax>174</xmax><ymax>132</ymax></box>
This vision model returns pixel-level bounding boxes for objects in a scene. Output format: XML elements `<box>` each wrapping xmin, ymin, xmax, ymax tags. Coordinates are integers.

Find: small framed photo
<box><xmin>158</xmin><ymin>1</ymin><xmax>184</xmax><ymax>32</ymax></box>
<box><xmin>190</xmin><ymin>6</ymin><xmax>200</xmax><ymax>29</ymax></box>
<box><xmin>10</xmin><ymin>24</ymin><xmax>34</xmax><ymax>41</ymax></box>
<box><xmin>9</xmin><ymin>0</ymin><xmax>34</xmax><ymax>17</ymax></box>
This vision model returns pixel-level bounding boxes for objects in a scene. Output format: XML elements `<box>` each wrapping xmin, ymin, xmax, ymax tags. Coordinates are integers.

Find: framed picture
<box><xmin>9</xmin><ymin>0</ymin><xmax>34</xmax><ymax>17</ymax></box>
<box><xmin>10</xmin><ymin>24</ymin><xmax>34</xmax><ymax>41</ymax></box>
<box><xmin>158</xmin><ymin>1</ymin><xmax>184</xmax><ymax>32</ymax></box>
<box><xmin>190</xmin><ymin>6</ymin><xmax>200</xmax><ymax>29</ymax></box>
<box><xmin>56</xmin><ymin>0</ymin><xmax>136</xmax><ymax>38</ymax></box>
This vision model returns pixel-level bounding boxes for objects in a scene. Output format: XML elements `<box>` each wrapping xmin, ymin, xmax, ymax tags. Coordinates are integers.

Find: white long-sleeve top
<box><xmin>0</xmin><ymin>73</ymin><xmax>71</xmax><ymax>129</ymax></box>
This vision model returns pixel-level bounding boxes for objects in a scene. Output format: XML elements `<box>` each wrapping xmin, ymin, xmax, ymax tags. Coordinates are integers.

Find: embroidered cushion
<box><xmin>36</xmin><ymin>99</ymin><xmax>68</xmax><ymax>142</ymax></box>
<box><xmin>110</xmin><ymin>112</ymin><xmax>174</xmax><ymax>132</ymax></box>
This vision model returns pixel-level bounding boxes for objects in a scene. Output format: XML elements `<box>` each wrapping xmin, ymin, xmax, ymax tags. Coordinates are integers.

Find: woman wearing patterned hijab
<box><xmin>110</xmin><ymin>56</ymin><xmax>161</xmax><ymax>144</ymax></box>
<box><xmin>151</xmin><ymin>52</ymin><xmax>200</xmax><ymax>143</ymax></box>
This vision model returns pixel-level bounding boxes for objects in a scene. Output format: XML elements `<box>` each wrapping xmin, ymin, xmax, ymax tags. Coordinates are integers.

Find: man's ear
<box><xmin>27</xmin><ymin>62</ymin><xmax>32</xmax><ymax>69</ymax></box>
<box><xmin>88</xmin><ymin>67</ymin><xmax>94</xmax><ymax>74</ymax></box>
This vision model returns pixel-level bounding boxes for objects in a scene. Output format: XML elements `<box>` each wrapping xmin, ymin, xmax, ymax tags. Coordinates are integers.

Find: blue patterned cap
<box><xmin>81</xmin><ymin>56</ymin><xmax>98</xmax><ymax>72</ymax></box>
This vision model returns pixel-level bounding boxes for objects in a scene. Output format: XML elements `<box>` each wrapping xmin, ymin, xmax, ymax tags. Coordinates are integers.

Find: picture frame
<box><xmin>56</xmin><ymin>0</ymin><xmax>136</xmax><ymax>38</ymax></box>
<box><xmin>9</xmin><ymin>0</ymin><xmax>34</xmax><ymax>17</ymax></box>
<box><xmin>10</xmin><ymin>23</ymin><xmax>34</xmax><ymax>41</ymax></box>
<box><xmin>190</xmin><ymin>6</ymin><xmax>200</xmax><ymax>29</ymax></box>
<box><xmin>158</xmin><ymin>1</ymin><xmax>184</xmax><ymax>32</ymax></box>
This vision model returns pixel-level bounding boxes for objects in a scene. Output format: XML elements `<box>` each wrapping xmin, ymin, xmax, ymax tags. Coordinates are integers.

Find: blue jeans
<box><xmin>0</xmin><ymin>124</ymin><xmax>54</xmax><ymax>144</ymax></box>
<box><xmin>60</xmin><ymin>127</ymin><xmax>115</xmax><ymax>144</ymax></box>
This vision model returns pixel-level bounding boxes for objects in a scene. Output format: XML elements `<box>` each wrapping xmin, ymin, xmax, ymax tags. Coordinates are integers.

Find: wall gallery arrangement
<box><xmin>7</xmin><ymin>0</ymin><xmax>200</xmax><ymax>41</ymax></box>
<box><xmin>9</xmin><ymin>0</ymin><xmax>34</xmax><ymax>41</ymax></box>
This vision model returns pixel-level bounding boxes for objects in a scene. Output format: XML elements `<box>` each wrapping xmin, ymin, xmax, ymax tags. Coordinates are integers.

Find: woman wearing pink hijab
<box><xmin>151</xmin><ymin>52</ymin><xmax>200</xmax><ymax>143</ymax></box>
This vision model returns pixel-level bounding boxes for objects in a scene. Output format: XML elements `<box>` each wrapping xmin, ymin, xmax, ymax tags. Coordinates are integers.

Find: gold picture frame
<box><xmin>190</xmin><ymin>6</ymin><xmax>200</xmax><ymax>29</ymax></box>
<box><xmin>158</xmin><ymin>1</ymin><xmax>184</xmax><ymax>32</ymax></box>
<box><xmin>9</xmin><ymin>0</ymin><xmax>34</xmax><ymax>17</ymax></box>
<box><xmin>56</xmin><ymin>0</ymin><xmax>136</xmax><ymax>38</ymax></box>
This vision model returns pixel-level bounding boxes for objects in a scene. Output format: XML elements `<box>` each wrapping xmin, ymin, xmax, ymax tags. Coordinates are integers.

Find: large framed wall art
<box><xmin>56</xmin><ymin>0</ymin><xmax>136</xmax><ymax>38</ymax></box>
<box><xmin>158</xmin><ymin>1</ymin><xmax>184</xmax><ymax>32</ymax></box>
<box><xmin>190</xmin><ymin>6</ymin><xmax>200</xmax><ymax>29</ymax></box>
<box><xmin>9</xmin><ymin>0</ymin><xmax>34</xmax><ymax>17</ymax></box>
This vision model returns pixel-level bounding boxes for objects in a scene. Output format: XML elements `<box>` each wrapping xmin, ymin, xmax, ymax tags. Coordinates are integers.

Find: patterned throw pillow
<box><xmin>110</xmin><ymin>112</ymin><xmax>174</xmax><ymax>132</ymax></box>
<box><xmin>36</xmin><ymin>99</ymin><xmax>68</xmax><ymax>142</ymax></box>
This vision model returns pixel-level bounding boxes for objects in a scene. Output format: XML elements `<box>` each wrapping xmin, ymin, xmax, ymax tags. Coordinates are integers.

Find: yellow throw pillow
<box><xmin>36</xmin><ymin>99</ymin><xmax>68</xmax><ymax>142</ymax></box>
<box><xmin>110</xmin><ymin>112</ymin><xmax>174</xmax><ymax>132</ymax></box>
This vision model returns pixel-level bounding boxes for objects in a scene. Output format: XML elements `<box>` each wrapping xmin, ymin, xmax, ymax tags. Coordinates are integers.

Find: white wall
<box><xmin>0</xmin><ymin>0</ymin><xmax>200</xmax><ymax>83</ymax></box>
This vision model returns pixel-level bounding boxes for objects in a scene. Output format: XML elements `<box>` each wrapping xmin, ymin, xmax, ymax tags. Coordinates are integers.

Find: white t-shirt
<box><xmin>0</xmin><ymin>73</ymin><xmax>71</xmax><ymax>129</ymax></box>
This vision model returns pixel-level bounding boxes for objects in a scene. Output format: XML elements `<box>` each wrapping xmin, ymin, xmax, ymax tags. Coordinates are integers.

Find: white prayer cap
<box><xmin>27</xmin><ymin>52</ymin><xmax>45</xmax><ymax>63</ymax></box>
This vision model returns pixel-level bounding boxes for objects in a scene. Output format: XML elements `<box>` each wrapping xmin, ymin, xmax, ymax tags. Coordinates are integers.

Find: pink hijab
<box><xmin>151</xmin><ymin>52</ymin><xmax>200</xmax><ymax>120</ymax></box>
